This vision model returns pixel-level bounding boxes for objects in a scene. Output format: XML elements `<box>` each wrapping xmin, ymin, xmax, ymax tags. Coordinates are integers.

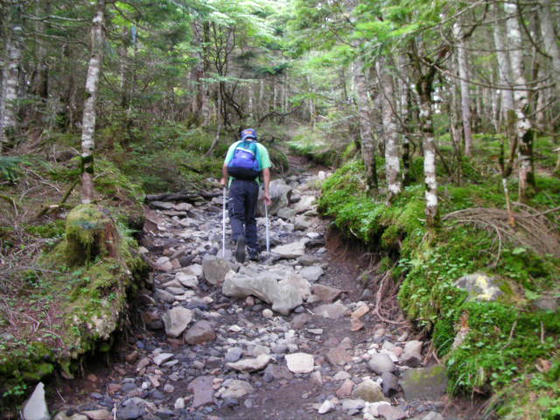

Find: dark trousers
<box><xmin>229</xmin><ymin>179</ymin><xmax>259</xmax><ymax>249</ymax></box>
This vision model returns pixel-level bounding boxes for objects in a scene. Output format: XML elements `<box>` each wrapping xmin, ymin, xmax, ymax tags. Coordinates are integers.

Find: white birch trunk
<box><xmin>493</xmin><ymin>3</ymin><xmax>515</xmax><ymax>121</ymax></box>
<box><xmin>353</xmin><ymin>58</ymin><xmax>377</xmax><ymax>191</ymax></box>
<box><xmin>453</xmin><ymin>22</ymin><xmax>473</xmax><ymax>156</ymax></box>
<box><xmin>419</xmin><ymin>94</ymin><xmax>438</xmax><ymax>226</ymax></box>
<box><xmin>0</xmin><ymin>5</ymin><xmax>23</xmax><ymax>151</ymax></box>
<box><xmin>377</xmin><ymin>59</ymin><xmax>401</xmax><ymax>200</ymax></box>
<box><xmin>80</xmin><ymin>0</ymin><xmax>105</xmax><ymax>203</ymax></box>
<box><xmin>505</xmin><ymin>1</ymin><xmax>534</xmax><ymax>201</ymax></box>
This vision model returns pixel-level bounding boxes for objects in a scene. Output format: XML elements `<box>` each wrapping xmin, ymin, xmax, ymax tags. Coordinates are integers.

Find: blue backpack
<box><xmin>227</xmin><ymin>140</ymin><xmax>260</xmax><ymax>180</ymax></box>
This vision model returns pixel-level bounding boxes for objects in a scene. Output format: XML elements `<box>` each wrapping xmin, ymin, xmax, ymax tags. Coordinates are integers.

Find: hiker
<box><xmin>220</xmin><ymin>128</ymin><xmax>272</xmax><ymax>262</ymax></box>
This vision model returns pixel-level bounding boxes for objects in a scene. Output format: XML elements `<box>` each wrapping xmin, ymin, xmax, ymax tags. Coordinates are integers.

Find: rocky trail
<box><xmin>44</xmin><ymin>166</ymin><xmax>482</xmax><ymax>420</ymax></box>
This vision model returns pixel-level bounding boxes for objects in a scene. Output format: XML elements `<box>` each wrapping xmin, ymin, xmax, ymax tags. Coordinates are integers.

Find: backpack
<box><xmin>227</xmin><ymin>140</ymin><xmax>260</xmax><ymax>180</ymax></box>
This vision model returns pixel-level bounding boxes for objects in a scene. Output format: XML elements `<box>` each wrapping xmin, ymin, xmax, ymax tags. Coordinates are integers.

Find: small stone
<box><xmin>227</xmin><ymin>354</ymin><xmax>272</xmax><ymax>372</ymax></box>
<box><xmin>368</xmin><ymin>353</ymin><xmax>395</xmax><ymax>374</ymax></box>
<box><xmin>381</xmin><ymin>372</ymin><xmax>399</xmax><ymax>397</ymax></box>
<box><xmin>163</xmin><ymin>384</ymin><xmax>174</xmax><ymax>393</ymax></box>
<box><xmin>378</xmin><ymin>404</ymin><xmax>408</xmax><ymax>420</ymax></box>
<box><xmin>336</xmin><ymin>379</ymin><xmax>354</xmax><ymax>398</ymax></box>
<box><xmin>187</xmin><ymin>376</ymin><xmax>215</xmax><ymax>408</ymax></box>
<box><xmin>225</xmin><ymin>347</ymin><xmax>243</xmax><ymax>363</ymax></box>
<box><xmin>219</xmin><ymin>379</ymin><xmax>254</xmax><ymax>399</ymax></box>
<box><xmin>352</xmin><ymin>379</ymin><xmax>385</xmax><ymax>403</ymax></box>
<box><xmin>311</xmin><ymin>284</ymin><xmax>343</xmax><ymax>303</ymax></box>
<box><xmin>318</xmin><ymin>399</ymin><xmax>335</xmax><ymax>414</ymax></box>
<box><xmin>184</xmin><ymin>320</ymin><xmax>216</xmax><ymax>345</ymax></box>
<box><xmin>81</xmin><ymin>409</ymin><xmax>112</xmax><ymax>420</ymax></box>
<box><xmin>162</xmin><ymin>306</ymin><xmax>193</xmax><ymax>338</ymax></box>
<box><xmin>311</xmin><ymin>371</ymin><xmax>323</xmax><ymax>385</ymax></box>
<box><xmin>153</xmin><ymin>353</ymin><xmax>174</xmax><ymax>366</ymax></box>
<box><xmin>262</xmin><ymin>309</ymin><xmax>274</xmax><ymax>318</ymax></box>
<box><xmin>341</xmin><ymin>399</ymin><xmax>365</xmax><ymax>415</ymax></box>
<box><xmin>313</xmin><ymin>302</ymin><xmax>348</xmax><ymax>319</ymax></box>
<box><xmin>174</xmin><ymin>398</ymin><xmax>185</xmax><ymax>410</ymax></box>
<box><xmin>285</xmin><ymin>352</ymin><xmax>314</xmax><ymax>374</ymax></box>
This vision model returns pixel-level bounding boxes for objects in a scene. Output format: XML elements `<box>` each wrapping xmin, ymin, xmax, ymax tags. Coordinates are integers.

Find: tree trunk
<box><xmin>80</xmin><ymin>0</ymin><xmax>106</xmax><ymax>204</ymax></box>
<box><xmin>352</xmin><ymin>57</ymin><xmax>377</xmax><ymax>192</ymax></box>
<box><xmin>539</xmin><ymin>0</ymin><xmax>560</xmax><ymax>91</ymax></box>
<box><xmin>493</xmin><ymin>3</ymin><xmax>515</xmax><ymax>124</ymax></box>
<box><xmin>505</xmin><ymin>1</ymin><xmax>535</xmax><ymax>201</ymax></box>
<box><xmin>377</xmin><ymin>59</ymin><xmax>401</xmax><ymax>201</ymax></box>
<box><xmin>453</xmin><ymin>21</ymin><xmax>473</xmax><ymax>156</ymax></box>
<box><xmin>0</xmin><ymin>2</ymin><xmax>23</xmax><ymax>151</ymax></box>
<box><xmin>32</xmin><ymin>0</ymin><xmax>50</xmax><ymax>123</ymax></box>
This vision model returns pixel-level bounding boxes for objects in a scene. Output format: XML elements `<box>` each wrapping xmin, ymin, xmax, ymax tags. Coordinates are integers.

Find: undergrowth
<box><xmin>319</xmin><ymin>147</ymin><xmax>560</xmax><ymax>418</ymax></box>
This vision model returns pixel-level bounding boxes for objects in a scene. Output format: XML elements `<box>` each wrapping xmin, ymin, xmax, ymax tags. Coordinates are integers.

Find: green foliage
<box><xmin>0</xmin><ymin>157</ymin><xmax>24</xmax><ymax>183</ymax></box>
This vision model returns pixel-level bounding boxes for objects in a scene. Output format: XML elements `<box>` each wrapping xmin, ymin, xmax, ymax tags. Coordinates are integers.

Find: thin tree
<box><xmin>80</xmin><ymin>0</ymin><xmax>106</xmax><ymax>203</ymax></box>
<box><xmin>504</xmin><ymin>1</ymin><xmax>535</xmax><ymax>202</ymax></box>
<box><xmin>0</xmin><ymin>1</ymin><xmax>24</xmax><ymax>151</ymax></box>
<box><xmin>453</xmin><ymin>20</ymin><xmax>473</xmax><ymax>157</ymax></box>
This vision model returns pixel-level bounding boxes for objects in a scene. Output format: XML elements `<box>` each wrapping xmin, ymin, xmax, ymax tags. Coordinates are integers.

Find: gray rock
<box><xmin>117</xmin><ymin>397</ymin><xmax>147</xmax><ymax>420</ymax></box>
<box><xmin>175</xmin><ymin>272</ymin><xmax>198</xmax><ymax>288</ymax></box>
<box><xmin>455</xmin><ymin>272</ymin><xmax>502</xmax><ymax>301</ymax></box>
<box><xmin>300</xmin><ymin>266</ymin><xmax>324</xmax><ymax>282</ymax></box>
<box><xmin>378</xmin><ymin>404</ymin><xmax>408</xmax><ymax>420</ymax></box>
<box><xmin>533</xmin><ymin>294</ymin><xmax>559</xmax><ymax>312</ymax></box>
<box><xmin>187</xmin><ymin>376</ymin><xmax>214</xmax><ymax>408</ymax></box>
<box><xmin>222</xmin><ymin>269</ymin><xmax>310</xmax><ymax>315</ymax></box>
<box><xmin>401</xmin><ymin>340</ymin><xmax>423</xmax><ymax>367</ymax></box>
<box><xmin>318</xmin><ymin>399</ymin><xmax>335</xmax><ymax>414</ymax></box>
<box><xmin>220</xmin><ymin>379</ymin><xmax>254</xmax><ymax>399</ymax></box>
<box><xmin>271</xmin><ymin>240</ymin><xmax>307</xmax><ymax>259</ymax></box>
<box><xmin>313</xmin><ymin>301</ymin><xmax>348</xmax><ymax>319</ymax></box>
<box><xmin>260</xmin><ymin>179</ymin><xmax>292</xmax><ymax>216</ymax></box>
<box><xmin>182</xmin><ymin>264</ymin><xmax>203</xmax><ymax>278</ymax></box>
<box><xmin>285</xmin><ymin>352</ymin><xmax>314</xmax><ymax>373</ymax></box>
<box><xmin>277</xmin><ymin>207</ymin><xmax>297</xmax><ymax>221</ymax></box>
<box><xmin>23</xmin><ymin>382</ymin><xmax>50</xmax><ymax>420</ymax></box>
<box><xmin>174</xmin><ymin>398</ymin><xmax>185</xmax><ymax>410</ymax></box>
<box><xmin>400</xmin><ymin>365</ymin><xmax>448</xmax><ymax>401</ymax></box>
<box><xmin>291</xmin><ymin>313</ymin><xmax>311</xmax><ymax>329</ymax></box>
<box><xmin>153</xmin><ymin>353</ymin><xmax>174</xmax><ymax>366</ymax></box>
<box><xmin>227</xmin><ymin>354</ymin><xmax>272</xmax><ymax>372</ymax></box>
<box><xmin>184</xmin><ymin>320</ymin><xmax>216</xmax><ymax>345</ymax></box>
<box><xmin>381</xmin><ymin>372</ymin><xmax>399</xmax><ymax>397</ymax></box>
<box><xmin>311</xmin><ymin>284</ymin><xmax>342</xmax><ymax>303</ymax></box>
<box><xmin>294</xmin><ymin>195</ymin><xmax>316</xmax><ymax>214</ymax></box>
<box><xmin>155</xmin><ymin>289</ymin><xmax>176</xmax><ymax>303</ymax></box>
<box><xmin>155</xmin><ymin>257</ymin><xmax>174</xmax><ymax>272</ymax></box>
<box><xmin>53</xmin><ymin>413</ymin><xmax>88</xmax><ymax>420</ymax></box>
<box><xmin>162</xmin><ymin>306</ymin><xmax>193</xmax><ymax>338</ymax></box>
<box><xmin>294</xmin><ymin>215</ymin><xmax>312</xmax><ymax>231</ymax></box>
<box><xmin>413</xmin><ymin>412</ymin><xmax>444</xmax><ymax>420</ymax></box>
<box><xmin>263</xmin><ymin>364</ymin><xmax>292</xmax><ymax>381</ymax></box>
<box><xmin>225</xmin><ymin>347</ymin><xmax>243</xmax><ymax>363</ymax></box>
<box><xmin>326</xmin><ymin>337</ymin><xmax>353</xmax><ymax>366</ymax></box>
<box><xmin>352</xmin><ymin>379</ymin><xmax>385</xmax><ymax>403</ymax></box>
<box><xmin>202</xmin><ymin>256</ymin><xmax>233</xmax><ymax>285</ymax></box>
<box><xmin>341</xmin><ymin>399</ymin><xmax>365</xmax><ymax>415</ymax></box>
<box><xmin>298</xmin><ymin>255</ymin><xmax>321</xmax><ymax>266</ymax></box>
<box><xmin>368</xmin><ymin>353</ymin><xmax>395</xmax><ymax>374</ymax></box>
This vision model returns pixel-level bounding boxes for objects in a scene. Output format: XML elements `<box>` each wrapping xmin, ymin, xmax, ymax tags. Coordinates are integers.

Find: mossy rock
<box><xmin>65</xmin><ymin>204</ymin><xmax>119</xmax><ymax>265</ymax></box>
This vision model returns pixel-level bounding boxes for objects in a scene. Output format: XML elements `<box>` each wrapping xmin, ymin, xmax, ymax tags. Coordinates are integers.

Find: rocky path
<box><xmin>47</xmin><ymin>170</ymin><xmax>473</xmax><ymax>420</ymax></box>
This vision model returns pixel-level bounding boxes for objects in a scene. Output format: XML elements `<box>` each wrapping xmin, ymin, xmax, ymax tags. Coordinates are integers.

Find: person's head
<box><xmin>241</xmin><ymin>128</ymin><xmax>257</xmax><ymax>141</ymax></box>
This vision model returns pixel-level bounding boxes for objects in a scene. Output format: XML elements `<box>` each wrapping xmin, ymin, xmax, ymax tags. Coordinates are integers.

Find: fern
<box><xmin>0</xmin><ymin>156</ymin><xmax>23</xmax><ymax>183</ymax></box>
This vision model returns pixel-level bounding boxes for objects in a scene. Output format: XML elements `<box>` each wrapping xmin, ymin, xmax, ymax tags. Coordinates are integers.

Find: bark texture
<box><xmin>0</xmin><ymin>3</ymin><xmax>23</xmax><ymax>151</ymax></box>
<box><xmin>504</xmin><ymin>1</ymin><xmax>534</xmax><ymax>201</ymax></box>
<box><xmin>80</xmin><ymin>0</ymin><xmax>106</xmax><ymax>203</ymax></box>
<box><xmin>377</xmin><ymin>59</ymin><xmax>401</xmax><ymax>200</ymax></box>
<box><xmin>492</xmin><ymin>3</ymin><xmax>515</xmax><ymax>121</ymax></box>
<box><xmin>539</xmin><ymin>0</ymin><xmax>560</xmax><ymax>90</ymax></box>
<box><xmin>453</xmin><ymin>21</ymin><xmax>473</xmax><ymax>156</ymax></box>
<box><xmin>352</xmin><ymin>57</ymin><xmax>377</xmax><ymax>192</ymax></box>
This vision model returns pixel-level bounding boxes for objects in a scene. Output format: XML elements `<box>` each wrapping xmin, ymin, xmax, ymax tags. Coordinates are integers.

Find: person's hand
<box><xmin>220</xmin><ymin>177</ymin><xmax>226</xmax><ymax>186</ymax></box>
<box><xmin>263</xmin><ymin>191</ymin><xmax>272</xmax><ymax>206</ymax></box>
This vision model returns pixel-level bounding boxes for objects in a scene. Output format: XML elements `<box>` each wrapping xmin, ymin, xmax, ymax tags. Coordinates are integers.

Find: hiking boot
<box><xmin>248</xmin><ymin>247</ymin><xmax>259</xmax><ymax>261</ymax></box>
<box><xmin>235</xmin><ymin>237</ymin><xmax>246</xmax><ymax>263</ymax></box>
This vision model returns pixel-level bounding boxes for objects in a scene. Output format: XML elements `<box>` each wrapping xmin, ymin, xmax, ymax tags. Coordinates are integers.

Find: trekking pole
<box><xmin>222</xmin><ymin>187</ymin><xmax>226</xmax><ymax>258</ymax></box>
<box><xmin>264</xmin><ymin>200</ymin><xmax>270</xmax><ymax>253</ymax></box>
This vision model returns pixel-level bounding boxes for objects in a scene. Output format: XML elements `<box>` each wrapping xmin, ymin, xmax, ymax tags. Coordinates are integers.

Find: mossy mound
<box><xmin>319</xmin><ymin>159</ymin><xmax>560</xmax><ymax>418</ymax></box>
<box><xmin>0</xmin><ymin>204</ymin><xmax>148</xmax><ymax>404</ymax></box>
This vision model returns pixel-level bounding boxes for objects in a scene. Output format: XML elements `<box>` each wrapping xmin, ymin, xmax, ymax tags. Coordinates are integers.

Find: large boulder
<box><xmin>454</xmin><ymin>272</ymin><xmax>503</xmax><ymax>301</ymax></box>
<box><xmin>202</xmin><ymin>256</ymin><xmax>233</xmax><ymax>285</ymax></box>
<box><xmin>257</xmin><ymin>179</ymin><xmax>292</xmax><ymax>216</ymax></box>
<box><xmin>222</xmin><ymin>267</ymin><xmax>310</xmax><ymax>315</ymax></box>
<box><xmin>400</xmin><ymin>365</ymin><xmax>448</xmax><ymax>401</ymax></box>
